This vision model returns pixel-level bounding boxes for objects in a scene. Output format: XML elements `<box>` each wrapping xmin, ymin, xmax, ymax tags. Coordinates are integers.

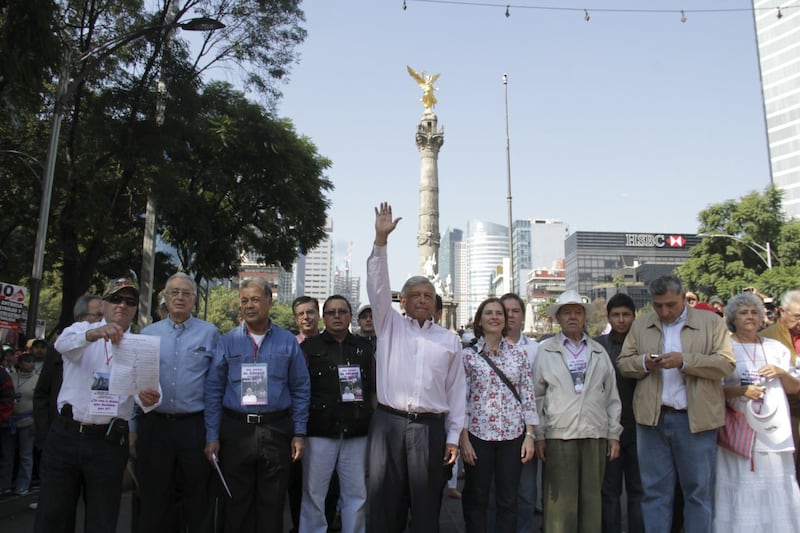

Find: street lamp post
<box><xmin>697</xmin><ymin>233</ymin><xmax>774</xmax><ymax>270</ymax></box>
<box><xmin>503</xmin><ymin>74</ymin><xmax>515</xmax><ymax>294</ymax></box>
<box><xmin>25</xmin><ymin>16</ymin><xmax>225</xmax><ymax>339</ymax></box>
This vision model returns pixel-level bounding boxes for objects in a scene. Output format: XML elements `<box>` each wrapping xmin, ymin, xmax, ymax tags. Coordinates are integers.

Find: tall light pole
<box><xmin>697</xmin><ymin>232</ymin><xmax>774</xmax><ymax>270</ymax></box>
<box><xmin>503</xmin><ymin>74</ymin><xmax>515</xmax><ymax>294</ymax></box>
<box><xmin>26</xmin><ymin>16</ymin><xmax>225</xmax><ymax>339</ymax></box>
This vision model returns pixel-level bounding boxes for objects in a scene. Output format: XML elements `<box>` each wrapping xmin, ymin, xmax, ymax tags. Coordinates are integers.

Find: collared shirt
<box><xmin>141</xmin><ymin>315</ymin><xmax>219</xmax><ymax>414</ymax></box>
<box><xmin>53</xmin><ymin>320</ymin><xmax>158</xmax><ymax>424</ymax></box>
<box><xmin>508</xmin><ymin>334</ymin><xmax>540</xmax><ymax>371</ymax></box>
<box><xmin>204</xmin><ymin>322</ymin><xmax>310</xmax><ymax>442</ymax></box>
<box><xmin>463</xmin><ymin>338</ymin><xmax>537</xmax><ymax>441</ymax></box>
<box><xmin>660</xmin><ymin>305</ymin><xmax>688</xmax><ymax>409</ymax></box>
<box><xmin>367</xmin><ymin>244</ymin><xmax>467</xmax><ymax>445</ymax></box>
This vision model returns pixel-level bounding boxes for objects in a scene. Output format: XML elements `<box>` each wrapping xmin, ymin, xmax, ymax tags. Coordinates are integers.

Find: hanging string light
<box><xmin>400</xmin><ymin>0</ymin><xmax>800</xmax><ymax>21</ymax></box>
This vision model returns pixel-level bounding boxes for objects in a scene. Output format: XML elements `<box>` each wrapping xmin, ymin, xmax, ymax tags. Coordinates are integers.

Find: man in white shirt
<box><xmin>366</xmin><ymin>202</ymin><xmax>466</xmax><ymax>532</ymax></box>
<box><xmin>35</xmin><ymin>277</ymin><xmax>160</xmax><ymax>533</ymax></box>
<box><xmin>500</xmin><ymin>292</ymin><xmax>541</xmax><ymax>533</ymax></box>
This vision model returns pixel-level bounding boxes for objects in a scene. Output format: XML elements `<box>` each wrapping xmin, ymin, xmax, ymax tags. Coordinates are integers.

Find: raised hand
<box><xmin>374</xmin><ymin>202</ymin><xmax>402</xmax><ymax>246</ymax></box>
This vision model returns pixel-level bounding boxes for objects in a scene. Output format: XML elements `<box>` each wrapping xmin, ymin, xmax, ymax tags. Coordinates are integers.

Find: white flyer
<box><xmin>108</xmin><ymin>333</ymin><xmax>161</xmax><ymax>396</ymax></box>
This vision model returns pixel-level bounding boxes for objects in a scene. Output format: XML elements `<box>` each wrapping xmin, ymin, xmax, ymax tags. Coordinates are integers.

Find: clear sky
<box><xmin>272</xmin><ymin>0</ymin><xmax>772</xmax><ymax>298</ymax></box>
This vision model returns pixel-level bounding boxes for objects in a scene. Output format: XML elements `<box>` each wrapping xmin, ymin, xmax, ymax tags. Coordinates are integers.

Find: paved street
<box><xmin>0</xmin><ymin>483</ymin><xmax>475</xmax><ymax>533</ymax></box>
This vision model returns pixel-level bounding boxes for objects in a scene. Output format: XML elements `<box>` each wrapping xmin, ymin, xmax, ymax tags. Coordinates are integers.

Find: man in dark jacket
<box><xmin>299</xmin><ymin>295</ymin><xmax>375</xmax><ymax>533</ymax></box>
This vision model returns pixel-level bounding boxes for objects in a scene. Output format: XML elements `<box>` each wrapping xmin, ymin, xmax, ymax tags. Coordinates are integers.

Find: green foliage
<box><xmin>676</xmin><ymin>186</ymin><xmax>800</xmax><ymax>301</ymax></box>
<box><xmin>586</xmin><ymin>298</ymin><xmax>608</xmax><ymax>337</ymax></box>
<box><xmin>269</xmin><ymin>301</ymin><xmax>297</xmax><ymax>332</ymax></box>
<box><xmin>204</xmin><ymin>285</ymin><xmax>240</xmax><ymax>333</ymax></box>
<box><xmin>0</xmin><ymin>0</ymin><xmax>327</xmax><ymax>333</ymax></box>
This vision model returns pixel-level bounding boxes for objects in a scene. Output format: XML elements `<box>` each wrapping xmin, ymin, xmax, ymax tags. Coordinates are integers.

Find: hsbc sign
<box><xmin>624</xmin><ymin>234</ymin><xmax>686</xmax><ymax>248</ymax></box>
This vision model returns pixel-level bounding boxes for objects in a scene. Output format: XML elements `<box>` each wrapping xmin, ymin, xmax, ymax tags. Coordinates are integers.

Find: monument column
<box><xmin>415</xmin><ymin>112</ymin><xmax>444</xmax><ymax>276</ymax></box>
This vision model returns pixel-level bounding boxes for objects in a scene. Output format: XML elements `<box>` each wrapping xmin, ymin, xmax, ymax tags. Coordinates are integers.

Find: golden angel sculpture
<box><xmin>407</xmin><ymin>66</ymin><xmax>440</xmax><ymax>113</ymax></box>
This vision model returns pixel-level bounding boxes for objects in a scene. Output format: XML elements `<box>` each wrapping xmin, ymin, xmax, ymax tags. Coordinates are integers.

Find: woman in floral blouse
<box><xmin>460</xmin><ymin>297</ymin><xmax>538</xmax><ymax>532</ymax></box>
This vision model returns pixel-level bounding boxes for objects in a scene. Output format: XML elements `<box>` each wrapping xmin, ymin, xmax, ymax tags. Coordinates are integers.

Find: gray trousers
<box><xmin>366</xmin><ymin>408</ymin><xmax>447</xmax><ymax>533</ymax></box>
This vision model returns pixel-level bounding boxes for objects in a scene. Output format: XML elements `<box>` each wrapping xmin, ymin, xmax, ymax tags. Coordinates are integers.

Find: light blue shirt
<box><xmin>660</xmin><ymin>305</ymin><xmax>689</xmax><ymax>409</ymax></box>
<box><xmin>141</xmin><ymin>315</ymin><xmax>219</xmax><ymax>416</ymax></box>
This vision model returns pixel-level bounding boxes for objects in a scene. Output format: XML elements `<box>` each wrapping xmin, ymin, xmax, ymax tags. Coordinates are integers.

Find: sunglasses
<box><xmin>104</xmin><ymin>294</ymin><xmax>138</xmax><ymax>307</ymax></box>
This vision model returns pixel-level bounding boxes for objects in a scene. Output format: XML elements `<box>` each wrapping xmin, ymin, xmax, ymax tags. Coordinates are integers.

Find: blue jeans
<box><xmin>300</xmin><ymin>435</ymin><xmax>367</xmax><ymax>533</ymax></box>
<box><xmin>14</xmin><ymin>425</ymin><xmax>34</xmax><ymax>492</ymax></box>
<box><xmin>516</xmin><ymin>456</ymin><xmax>538</xmax><ymax>533</ymax></box>
<box><xmin>636</xmin><ymin>413</ymin><xmax>718</xmax><ymax>533</ymax></box>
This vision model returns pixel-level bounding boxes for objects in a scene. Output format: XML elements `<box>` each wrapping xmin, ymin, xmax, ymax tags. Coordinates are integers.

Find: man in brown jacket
<box><xmin>617</xmin><ymin>275</ymin><xmax>734</xmax><ymax>533</ymax></box>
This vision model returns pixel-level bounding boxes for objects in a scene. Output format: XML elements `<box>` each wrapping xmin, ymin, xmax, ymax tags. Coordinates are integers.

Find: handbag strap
<box><xmin>476</xmin><ymin>350</ymin><xmax>521</xmax><ymax>403</ymax></box>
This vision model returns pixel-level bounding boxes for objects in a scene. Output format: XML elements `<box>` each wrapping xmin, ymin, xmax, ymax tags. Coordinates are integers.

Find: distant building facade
<box><xmin>565</xmin><ymin>231</ymin><xmax>699</xmax><ymax>305</ymax></box>
<box><xmin>752</xmin><ymin>1</ymin><xmax>800</xmax><ymax>218</ymax></box>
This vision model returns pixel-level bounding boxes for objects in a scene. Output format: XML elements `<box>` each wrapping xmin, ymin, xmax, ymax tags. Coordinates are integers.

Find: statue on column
<box><xmin>407</xmin><ymin>66</ymin><xmax>440</xmax><ymax>113</ymax></box>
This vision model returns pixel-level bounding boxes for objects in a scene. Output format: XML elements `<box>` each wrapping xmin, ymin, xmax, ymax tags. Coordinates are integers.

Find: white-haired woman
<box><xmin>713</xmin><ymin>292</ymin><xmax>800</xmax><ymax>532</ymax></box>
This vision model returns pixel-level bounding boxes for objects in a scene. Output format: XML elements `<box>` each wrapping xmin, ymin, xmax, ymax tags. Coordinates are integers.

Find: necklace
<box><xmin>734</xmin><ymin>334</ymin><xmax>764</xmax><ymax>368</ymax></box>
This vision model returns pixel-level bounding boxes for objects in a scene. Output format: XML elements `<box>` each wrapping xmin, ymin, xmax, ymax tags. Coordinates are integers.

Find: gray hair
<box><xmin>650</xmin><ymin>275</ymin><xmax>683</xmax><ymax>296</ymax></box>
<box><xmin>240</xmin><ymin>277</ymin><xmax>273</xmax><ymax>299</ymax></box>
<box><xmin>400</xmin><ymin>276</ymin><xmax>435</xmax><ymax>298</ymax></box>
<box><xmin>725</xmin><ymin>292</ymin><xmax>765</xmax><ymax>332</ymax></box>
<box><xmin>165</xmin><ymin>272</ymin><xmax>197</xmax><ymax>295</ymax></box>
<box><xmin>73</xmin><ymin>294</ymin><xmax>101</xmax><ymax>321</ymax></box>
<box><xmin>781</xmin><ymin>290</ymin><xmax>800</xmax><ymax>309</ymax></box>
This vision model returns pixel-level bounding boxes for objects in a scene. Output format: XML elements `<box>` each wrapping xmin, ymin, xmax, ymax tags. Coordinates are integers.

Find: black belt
<box><xmin>378</xmin><ymin>403</ymin><xmax>444</xmax><ymax>421</ymax></box>
<box><xmin>661</xmin><ymin>405</ymin><xmax>687</xmax><ymax>413</ymax></box>
<box><xmin>223</xmin><ymin>407</ymin><xmax>290</xmax><ymax>424</ymax></box>
<box><xmin>150</xmin><ymin>411</ymin><xmax>203</xmax><ymax>421</ymax></box>
<box><xmin>57</xmin><ymin>415</ymin><xmax>123</xmax><ymax>437</ymax></box>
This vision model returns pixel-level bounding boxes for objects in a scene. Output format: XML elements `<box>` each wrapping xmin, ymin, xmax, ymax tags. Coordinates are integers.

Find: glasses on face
<box><xmin>104</xmin><ymin>295</ymin><xmax>138</xmax><ymax>307</ymax></box>
<box><xmin>168</xmin><ymin>289</ymin><xmax>194</xmax><ymax>298</ymax></box>
<box><xmin>323</xmin><ymin>309</ymin><xmax>350</xmax><ymax>317</ymax></box>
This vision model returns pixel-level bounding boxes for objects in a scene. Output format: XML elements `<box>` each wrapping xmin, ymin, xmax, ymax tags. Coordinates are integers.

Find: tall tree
<box><xmin>0</xmin><ymin>0</ymin><xmax>326</xmax><ymax>332</ymax></box>
<box><xmin>676</xmin><ymin>186</ymin><xmax>800</xmax><ymax>299</ymax></box>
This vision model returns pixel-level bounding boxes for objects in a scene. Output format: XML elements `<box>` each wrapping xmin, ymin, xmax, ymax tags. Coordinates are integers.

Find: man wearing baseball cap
<box><xmin>35</xmin><ymin>277</ymin><xmax>161</xmax><ymax>532</ymax></box>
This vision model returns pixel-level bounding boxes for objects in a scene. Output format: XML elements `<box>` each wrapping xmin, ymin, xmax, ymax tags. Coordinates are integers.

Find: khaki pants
<box><xmin>542</xmin><ymin>438</ymin><xmax>606</xmax><ymax>533</ymax></box>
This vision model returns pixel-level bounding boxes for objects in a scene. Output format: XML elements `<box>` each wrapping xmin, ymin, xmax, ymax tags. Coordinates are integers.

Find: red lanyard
<box><xmin>564</xmin><ymin>340</ymin><xmax>586</xmax><ymax>360</ymax></box>
<box><xmin>248</xmin><ymin>334</ymin><xmax>260</xmax><ymax>363</ymax></box>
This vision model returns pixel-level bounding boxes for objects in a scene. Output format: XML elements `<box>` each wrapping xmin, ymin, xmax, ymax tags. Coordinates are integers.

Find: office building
<box><xmin>565</xmin><ymin>231</ymin><xmax>699</xmax><ymax>305</ymax></box>
<box><xmin>465</xmin><ymin>219</ymin><xmax>509</xmax><ymax>322</ymax></box>
<box><xmin>752</xmin><ymin>2</ymin><xmax>800</xmax><ymax>218</ymax></box>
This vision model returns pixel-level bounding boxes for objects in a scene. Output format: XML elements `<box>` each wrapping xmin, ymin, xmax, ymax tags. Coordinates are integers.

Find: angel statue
<box><xmin>407</xmin><ymin>66</ymin><xmax>440</xmax><ymax>113</ymax></box>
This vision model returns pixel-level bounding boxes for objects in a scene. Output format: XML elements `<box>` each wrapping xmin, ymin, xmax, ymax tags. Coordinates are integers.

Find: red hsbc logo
<box><xmin>667</xmin><ymin>235</ymin><xmax>686</xmax><ymax>247</ymax></box>
<box><xmin>625</xmin><ymin>234</ymin><xmax>687</xmax><ymax>248</ymax></box>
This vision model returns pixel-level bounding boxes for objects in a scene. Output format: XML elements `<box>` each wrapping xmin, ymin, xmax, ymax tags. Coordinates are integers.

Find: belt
<box><xmin>57</xmin><ymin>415</ymin><xmax>117</xmax><ymax>437</ymax></box>
<box><xmin>377</xmin><ymin>403</ymin><xmax>444</xmax><ymax>421</ymax></box>
<box><xmin>150</xmin><ymin>411</ymin><xmax>203</xmax><ymax>421</ymax></box>
<box><xmin>223</xmin><ymin>407</ymin><xmax>290</xmax><ymax>424</ymax></box>
<box><xmin>661</xmin><ymin>405</ymin><xmax>687</xmax><ymax>413</ymax></box>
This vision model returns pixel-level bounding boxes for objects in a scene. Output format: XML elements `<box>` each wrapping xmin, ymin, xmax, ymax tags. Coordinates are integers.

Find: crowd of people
<box><xmin>2</xmin><ymin>202</ymin><xmax>800</xmax><ymax>533</ymax></box>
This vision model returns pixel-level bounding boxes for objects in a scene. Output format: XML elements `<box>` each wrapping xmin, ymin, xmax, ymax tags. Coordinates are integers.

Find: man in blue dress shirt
<box><xmin>204</xmin><ymin>277</ymin><xmax>310</xmax><ymax>532</ymax></box>
<box><xmin>134</xmin><ymin>272</ymin><xmax>220</xmax><ymax>533</ymax></box>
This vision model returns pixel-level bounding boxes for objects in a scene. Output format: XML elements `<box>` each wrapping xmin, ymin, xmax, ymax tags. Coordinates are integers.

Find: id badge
<box><xmin>568</xmin><ymin>359</ymin><xmax>587</xmax><ymax>395</ymax></box>
<box><xmin>337</xmin><ymin>364</ymin><xmax>363</xmax><ymax>402</ymax></box>
<box><xmin>241</xmin><ymin>363</ymin><xmax>267</xmax><ymax>406</ymax></box>
<box><xmin>89</xmin><ymin>371</ymin><xmax>120</xmax><ymax>416</ymax></box>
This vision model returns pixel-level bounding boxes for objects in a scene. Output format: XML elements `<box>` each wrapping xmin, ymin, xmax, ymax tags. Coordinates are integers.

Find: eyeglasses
<box><xmin>104</xmin><ymin>295</ymin><xmax>138</xmax><ymax>307</ymax></box>
<box><xmin>167</xmin><ymin>289</ymin><xmax>194</xmax><ymax>298</ymax></box>
<box><xmin>323</xmin><ymin>309</ymin><xmax>350</xmax><ymax>317</ymax></box>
